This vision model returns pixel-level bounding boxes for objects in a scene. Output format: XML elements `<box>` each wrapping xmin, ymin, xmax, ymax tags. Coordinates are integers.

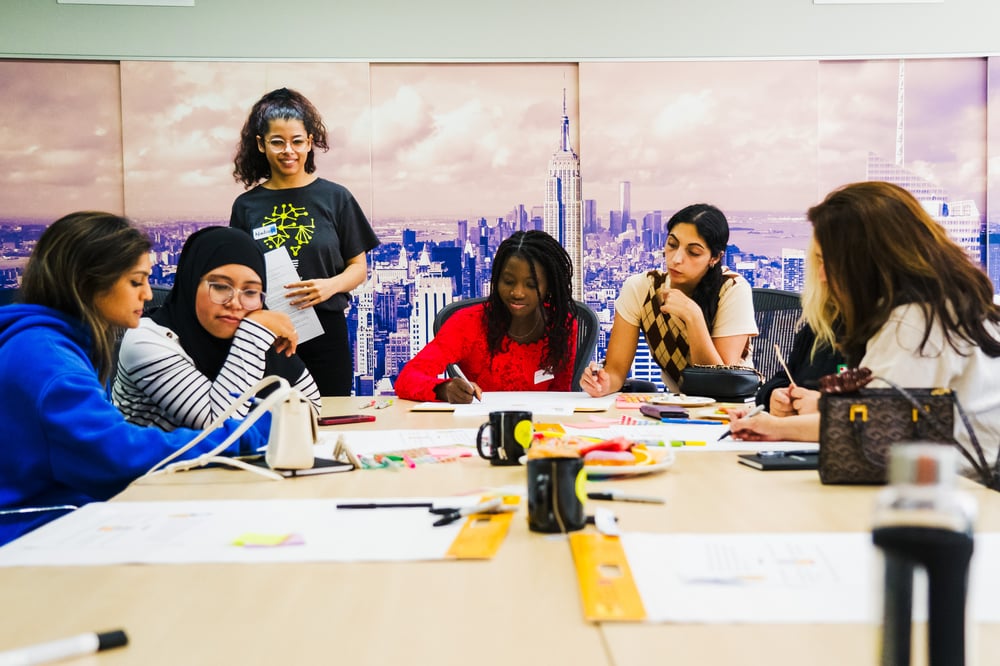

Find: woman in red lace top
<box><xmin>394</xmin><ymin>231</ymin><xmax>578</xmax><ymax>403</ymax></box>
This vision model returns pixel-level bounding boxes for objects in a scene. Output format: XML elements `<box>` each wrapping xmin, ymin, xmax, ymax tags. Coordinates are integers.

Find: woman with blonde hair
<box><xmin>730</xmin><ymin>182</ymin><xmax>1000</xmax><ymax>473</ymax></box>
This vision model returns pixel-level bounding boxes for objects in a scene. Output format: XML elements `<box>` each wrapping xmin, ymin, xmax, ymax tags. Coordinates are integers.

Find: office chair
<box><xmin>144</xmin><ymin>286</ymin><xmax>172</xmax><ymax>315</ymax></box>
<box><xmin>751</xmin><ymin>288</ymin><xmax>802</xmax><ymax>382</ymax></box>
<box><xmin>432</xmin><ymin>297</ymin><xmax>599</xmax><ymax>391</ymax></box>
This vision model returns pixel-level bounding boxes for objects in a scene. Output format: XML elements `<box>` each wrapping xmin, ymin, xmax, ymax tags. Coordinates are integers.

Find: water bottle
<box><xmin>872</xmin><ymin>442</ymin><xmax>976</xmax><ymax>666</ymax></box>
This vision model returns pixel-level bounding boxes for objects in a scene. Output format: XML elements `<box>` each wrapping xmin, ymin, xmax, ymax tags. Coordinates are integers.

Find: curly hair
<box><xmin>666</xmin><ymin>203</ymin><xmax>730</xmax><ymax>327</ymax></box>
<box><xmin>232</xmin><ymin>87</ymin><xmax>329</xmax><ymax>189</ymax></box>
<box><xmin>808</xmin><ymin>181</ymin><xmax>1000</xmax><ymax>364</ymax></box>
<box><xmin>21</xmin><ymin>212</ymin><xmax>152</xmax><ymax>384</ymax></box>
<box><xmin>484</xmin><ymin>231</ymin><xmax>576</xmax><ymax>376</ymax></box>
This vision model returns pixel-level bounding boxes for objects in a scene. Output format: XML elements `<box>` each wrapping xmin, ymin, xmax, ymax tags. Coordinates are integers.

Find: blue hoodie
<box><xmin>0</xmin><ymin>304</ymin><xmax>270</xmax><ymax>545</ymax></box>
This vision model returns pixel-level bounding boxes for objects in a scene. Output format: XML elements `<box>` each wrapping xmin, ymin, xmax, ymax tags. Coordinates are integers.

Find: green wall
<box><xmin>1</xmin><ymin>0</ymin><xmax>998</xmax><ymax>62</ymax></box>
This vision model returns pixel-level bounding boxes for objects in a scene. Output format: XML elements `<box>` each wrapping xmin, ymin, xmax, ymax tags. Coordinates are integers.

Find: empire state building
<box><xmin>543</xmin><ymin>91</ymin><xmax>584</xmax><ymax>299</ymax></box>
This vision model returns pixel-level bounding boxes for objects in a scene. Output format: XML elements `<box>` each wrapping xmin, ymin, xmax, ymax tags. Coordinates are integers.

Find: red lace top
<box><xmin>394</xmin><ymin>304</ymin><xmax>578</xmax><ymax>401</ymax></box>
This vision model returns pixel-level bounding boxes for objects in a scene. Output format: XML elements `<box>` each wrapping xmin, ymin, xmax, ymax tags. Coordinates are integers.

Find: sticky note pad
<box><xmin>233</xmin><ymin>533</ymin><xmax>304</xmax><ymax>547</ymax></box>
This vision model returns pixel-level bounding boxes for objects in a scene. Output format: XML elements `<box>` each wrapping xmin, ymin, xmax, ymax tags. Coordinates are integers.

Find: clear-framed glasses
<box><xmin>264</xmin><ymin>136</ymin><xmax>310</xmax><ymax>153</ymax></box>
<box><xmin>203</xmin><ymin>281</ymin><xmax>265</xmax><ymax>310</ymax></box>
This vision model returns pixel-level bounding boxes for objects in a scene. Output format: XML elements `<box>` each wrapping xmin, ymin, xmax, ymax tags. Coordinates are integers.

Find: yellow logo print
<box><xmin>261</xmin><ymin>204</ymin><xmax>315</xmax><ymax>257</ymax></box>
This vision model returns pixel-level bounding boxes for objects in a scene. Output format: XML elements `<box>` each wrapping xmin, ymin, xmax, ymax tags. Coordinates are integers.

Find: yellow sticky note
<box><xmin>233</xmin><ymin>533</ymin><xmax>297</xmax><ymax>547</ymax></box>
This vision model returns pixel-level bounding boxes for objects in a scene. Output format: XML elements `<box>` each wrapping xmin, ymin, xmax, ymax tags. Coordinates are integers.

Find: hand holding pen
<box><xmin>717</xmin><ymin>403</ymin><xmax>765</xmax><ymax>441</ymax></box>
<box><xmin>436</xmin><ymin>364</ymin><xmax>482</xmax><ymax>404</ymax></box>
<box><xmin>580</xmin><ymin>360</ymin><xmax>608</xmax><ymax>397</ymax></box>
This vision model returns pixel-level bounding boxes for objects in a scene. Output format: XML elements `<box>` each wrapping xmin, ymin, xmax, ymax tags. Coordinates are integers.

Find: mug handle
<box><xmin>476</xmin><ymin>422</ymin><xmax>492</xmax><ymax>460</ymax></box>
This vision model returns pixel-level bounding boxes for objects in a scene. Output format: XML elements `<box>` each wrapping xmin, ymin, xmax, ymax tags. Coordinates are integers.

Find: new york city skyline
<box><xmin>1</xmin><ymin>57</ymin><xmax>996</xmax><ymax>394</ymax></box>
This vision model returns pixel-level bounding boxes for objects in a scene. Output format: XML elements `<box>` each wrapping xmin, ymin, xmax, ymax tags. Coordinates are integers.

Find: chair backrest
<box><xmin>144</xmin><ymin>286</ymin><xmax>172</xmax><ymax>315</ymax></box>
<box><xmin>431</xmin><ymin>297</ymin><xmax>599</xmax><ymax>391</ymax></box>
<box><xmin>751</xmin><ymin>288</ymin><xmax>802</xmax><ymax>381</ymax></box>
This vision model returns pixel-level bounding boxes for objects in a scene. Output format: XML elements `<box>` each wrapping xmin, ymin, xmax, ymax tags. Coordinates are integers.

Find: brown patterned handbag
<box><xmin>817</xmin><ymin>368</ymin><xmax>998</xmax><ymax>488</ymax></box>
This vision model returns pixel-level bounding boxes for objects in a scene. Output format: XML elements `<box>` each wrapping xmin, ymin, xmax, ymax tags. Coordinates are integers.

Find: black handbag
<box><xmin>679</xmin><ymin>364</ymin><xmax>762</xmax><ymax>402</ymax></box>
<box><xmin>818</xmin><ymin>372</ymin><xmax>998</xmax><ymax>489</ymax></box>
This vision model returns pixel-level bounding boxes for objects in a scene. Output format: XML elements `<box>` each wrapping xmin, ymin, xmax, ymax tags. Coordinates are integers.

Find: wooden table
<box><xmin>0</xmin><ymin>396</ymin><xmax>997</xmax><ymax>665</ymax></box>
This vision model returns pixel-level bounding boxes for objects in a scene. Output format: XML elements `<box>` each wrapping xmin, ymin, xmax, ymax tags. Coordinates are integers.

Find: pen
<box><xmin>757</xmin><ymin>449</ymin><xmax>818</xmax><ymax>458</ymax></box>
<box><xmin>586</xmin><ymin>491</ymin><xmax>665</xmax><ymax>504</ymax></box>
<box><xmin>450</xmin><ymin>364</ymin><xmax>482</xmax><ymax>401</ymax></box>
<box><xmin>0</xmin><ymin>629</ymin><xmax>128</xmax><ymax>666</ymax></box>
<box><xmin>432</xmin><ymin>497</ymin><xmax>504</xmax><ymax>526</ymax></box>
<box><xmin>660</xmin><ymin>417</ymin><xmax>720</xmax><ymax>425</ymax></box>
<box><xmin>716</xmin><ymin>404</ymin><xmax>766</xmax><ymax>441</ymax></box>
<box><xmin>336</xmin><ymin>502</ymin><xmax>435</xmax><ymax>509</ymax></box>
<box><xmin>591</xmin><ymin>361</ymin><xmax>604</xmax><ymax>378</ymax></box>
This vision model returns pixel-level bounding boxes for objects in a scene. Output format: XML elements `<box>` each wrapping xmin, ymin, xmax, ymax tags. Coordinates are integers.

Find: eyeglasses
<box><xmin>263</xmin><ymin>136</ymin><xmax>311</xmax><ymax>153</ymax></box>
<box><xmin>203</xmin><ymin>281</ymin><xmax>265</xmax><ymax>310</ymax></box>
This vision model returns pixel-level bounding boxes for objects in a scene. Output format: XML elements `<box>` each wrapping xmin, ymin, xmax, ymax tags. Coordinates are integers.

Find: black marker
<box><xmin>335</xmin><ymin>502</ymin><xmax>434</xmax><ymax>509</ymax></box>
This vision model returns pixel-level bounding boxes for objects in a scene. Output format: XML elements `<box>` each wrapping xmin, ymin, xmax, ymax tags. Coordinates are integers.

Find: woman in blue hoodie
<box><xmin>0</xmin><ymin>212</ymin><xmax>270</xmax><ymax>546</ymax></box>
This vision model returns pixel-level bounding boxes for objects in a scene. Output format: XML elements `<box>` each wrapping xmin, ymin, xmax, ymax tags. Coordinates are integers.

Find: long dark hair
<box><xmin>21</xmin><ymin>211</ymin><xmax>151</xmax><ymax>384</ymax></box>
<box><xmin>233</xmin><ymin>87</ymin><xmax>329</xmax><ymax>188</ymax></box>
<box><xmin>809</xmin><ymin>181</ymin><xmax>1000</xmax><ymax>364</ymax></box>
<box><xmin>484</xmin><ymin>231</ymin><xmax>576</xmax><ymax>375</ymax></box>
<box><xmin>666</xmin><ymin>203</ymin><xmax>730</xmax><ymax>327</ymax></box>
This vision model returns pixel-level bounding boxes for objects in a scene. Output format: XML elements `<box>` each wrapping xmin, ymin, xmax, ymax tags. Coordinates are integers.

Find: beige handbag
<box><xmin>264</xmin><ymin>383</ymin><xmax>318</xmax><ymax>470</ymax></box>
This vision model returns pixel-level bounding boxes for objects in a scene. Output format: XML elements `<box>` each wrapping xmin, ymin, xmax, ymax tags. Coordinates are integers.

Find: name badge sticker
<box><xmin>534</xmin><ymin>368</ymin><xmax>555</xmax><ymax>384</ymax></box>
<box><xmin>253</xmin><ymin>224</ymin><xmax>278</xmax><ymax>241</ymax></box>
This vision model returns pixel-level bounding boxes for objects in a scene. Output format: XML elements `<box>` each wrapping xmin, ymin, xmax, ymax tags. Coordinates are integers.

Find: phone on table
<box><xmin>317</xmin><ymin>414</ymin><xmax>376</xmax><ymax>426</ymax></box>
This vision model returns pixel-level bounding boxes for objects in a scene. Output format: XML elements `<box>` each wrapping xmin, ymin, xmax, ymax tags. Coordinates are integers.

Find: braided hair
<box><xmin>484</xmin><ymin>231</ymin><xmax>576</xmax><ymax>375</ymax></box>
<box><xmin>666</xmin><ymin>204</ymin><xmax>730</xmax><ymax>328</ymax></box>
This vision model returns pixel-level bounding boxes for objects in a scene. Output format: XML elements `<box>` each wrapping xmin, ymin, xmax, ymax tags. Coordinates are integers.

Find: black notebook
<box><xmin>737</xmin><ymin>452</ymin><xmax>818</xmax><ymax>471</ymax></box>
<box><xmin>249</xmin><ymin>456</ymin><xmax>355</xmax><ymax>477</ymax></box>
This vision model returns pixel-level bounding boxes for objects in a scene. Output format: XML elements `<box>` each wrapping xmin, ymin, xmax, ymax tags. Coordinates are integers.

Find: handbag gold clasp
<box><xmin>849</xmin><ymin>404</ymin><xmax>867</xmax><ymax>422</ymax></box>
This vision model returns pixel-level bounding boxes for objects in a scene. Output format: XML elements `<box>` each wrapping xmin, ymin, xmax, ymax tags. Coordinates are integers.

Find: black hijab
<box><xmin>150</xmin><ymin>226</ymin><xmax>300</xmax><ymax>383</ymax></box>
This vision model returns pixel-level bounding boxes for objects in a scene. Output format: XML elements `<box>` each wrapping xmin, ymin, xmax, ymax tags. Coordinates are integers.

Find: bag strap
<box><xmin>139</xmin><ymin>376</ymin><xmax>293</xmax><ymax>482</ymax></box>
<box><xmin>874</xmin><ymin>376</ymin><xmax>996</xmax><ymax>489</ymax></box>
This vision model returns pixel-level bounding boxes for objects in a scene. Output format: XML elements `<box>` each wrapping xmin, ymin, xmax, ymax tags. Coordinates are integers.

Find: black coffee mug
<box><xmin>527</xmin><ymin>456</ymin><xmax>587</xmax><ymax>533</ymax></box>
<box><xmin>476</xmin><ymin>411</ymin><xmax>533</xmax><ymax>466</ymax></box>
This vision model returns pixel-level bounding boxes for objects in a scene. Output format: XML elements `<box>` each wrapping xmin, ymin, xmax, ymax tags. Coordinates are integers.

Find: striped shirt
<box><xmin>113</xmin><ymin>318</ymin><xmax>321</xmax><ymax>431</ymax></box>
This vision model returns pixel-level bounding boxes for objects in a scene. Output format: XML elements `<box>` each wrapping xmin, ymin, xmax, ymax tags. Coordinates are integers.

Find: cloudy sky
<box><xmin>580</xmin><ymin>60</ymin><xmax>819</xmax><ymax>217</ymax></box>
<box><xmin>580</xmin><ymin>58</ymin><xmax>986</xmax><ymax>220</ymax></box>
<box><xmin>0</xmin><ymin>57</ymin><xmax>992</xmax><ymax>226</ymax></box>
<box><xmin>368</xmin><ymin>63</ymin><xmax>577</xmax><ymax>220</ymax></box>
<box><xmin>0</xmin><ymin>60</ymin><xmax>124</xmax><ymax>219</ymax></box>
<box><xmin>818</xmin><ymin>58</ymin><xmax>986</xmax><ymax>209</ymax></box>
<box><xmin>119</xmin><ymin>61</ymin><xmax>372</xmax><ymax>223</ymax></box>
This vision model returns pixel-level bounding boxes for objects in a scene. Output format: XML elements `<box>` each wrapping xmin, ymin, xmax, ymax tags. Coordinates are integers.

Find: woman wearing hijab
<box><xmin>113</xmin><ymin>227</ymin><xmax>320</xmax><ymax>431</ymax></box>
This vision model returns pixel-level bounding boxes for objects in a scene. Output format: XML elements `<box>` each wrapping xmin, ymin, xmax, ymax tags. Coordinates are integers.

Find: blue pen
<box><xmin>660</xmin><ymin>417</ymin><xmax>720</xmax><ymax>425</ymax></box>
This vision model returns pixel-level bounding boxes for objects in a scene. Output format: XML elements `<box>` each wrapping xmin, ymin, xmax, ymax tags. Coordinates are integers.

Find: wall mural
<box><xmin>0</xmin><ymin>57</ymin><xmax>994</xmax><ymax>394</ymax></box>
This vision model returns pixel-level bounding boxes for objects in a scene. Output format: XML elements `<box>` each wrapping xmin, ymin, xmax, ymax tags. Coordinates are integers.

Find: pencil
<box><xmin>773</xmin><ymin>343</ymin><xmax>795</xmax><ymax>386</ymax></box>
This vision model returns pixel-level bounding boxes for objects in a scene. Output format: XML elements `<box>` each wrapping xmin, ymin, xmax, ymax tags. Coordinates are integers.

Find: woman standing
<box><xmin>114</xmin><ymin>226</ymin><xmax>320</xmax><ymax>430</ymax></box>
<box><xmin>0</xmin><ymin>212</ymin><xmax>269</xmax><ymax>545</ymax></box>
<box><xmin>230</xmin><ymin>87</ymin><xmax>380</xmax><ymax>396</ymax></box>
<box><xmin>394</xmin><ymin>231</ymin><xmax>578</xmax><ymax>403</ymax></box>
<box><xmin>581</xmin><ymin>203</ymin><xmax>757</xmax><ymax>397</ymax></box>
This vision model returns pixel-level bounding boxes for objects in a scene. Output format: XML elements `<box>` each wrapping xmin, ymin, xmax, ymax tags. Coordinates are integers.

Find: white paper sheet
<box><xmin>411</xmin><ymin>392</ymin><xmax>615</xmax><ymax>417</ymax></box>
<box><xmin>263</xmin><ymin>246</ymin><xmax>324</xmax><ymax>343</ymax></box>
<box><xmin>316</xmin><ymin>429</ymin><xmax>477</xmax><ymax>458</ymax></box>
<box><xmin>0</xmin><ymin>497</ymin><xmax>490</xmax><ymax>566</ymax></box>
<box><xmin>621</xmin><ymin>532</ymin><xmax>1000</xmax><ymax>623</ymax></box>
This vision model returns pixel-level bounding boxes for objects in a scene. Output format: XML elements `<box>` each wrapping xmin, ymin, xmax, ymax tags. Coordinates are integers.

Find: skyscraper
<box><xmin>620</xmin><ymin>181</ymin><xmax>631</xmax><ymax>234</ymax></box>
<box><xmin>781</xmin><ymin>248</ymin><xmax>805</xmax><ymax>292</ymax></box>
<box><xmin>543</xmin><ymin>90</ymin><xmax>584</xmax><ymax>299</ymax></box>
<box><xmin>409</xmin><ymin>276</ymin><xmax>453</xmax><ymax>354</ymax></box>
